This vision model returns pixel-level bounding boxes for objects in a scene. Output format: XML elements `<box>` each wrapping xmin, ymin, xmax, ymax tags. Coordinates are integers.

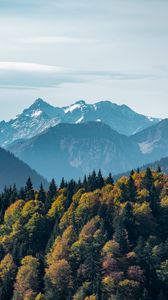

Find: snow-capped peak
<box><xmin>29</xmin><ymin>98</ymin><xmax>52</xmax><ymax>110</ymax></box>
<box><xmin>147</xmin><ymin>116</ymin><xmax>162</xmax><ymax>123</ymax></box>
<box><xmin>0</xmin><ymin>98</ymin><xmax>162</xmax><ymax>148</ymax></box>
<box><xmin>64</xmin><ymin>104</ymin><xmax>81</xmax><ymax>114</ymax></box>
<box><xmin>147</xmin><ymin>116</ymin><xmax>156</xmax><ymax>122</ymax></box>
<box><xmin>34</xmin><ymin>98</ymin><xmax>47</xmax><ymax>106</ymax></box>
<box><xmin>75</xmin><ymin>100</ymin><xmax>86</xmax><ymax>105</ymax></box>
<box><xmin>64</xmin><ymin>100</ymin><xmax>86</xmax><ymax>114</ymax></box>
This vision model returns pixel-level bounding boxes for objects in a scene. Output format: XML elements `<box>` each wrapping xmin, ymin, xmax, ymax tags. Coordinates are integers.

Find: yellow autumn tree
<box><xmin>0</xmin><ymin>254</ymin><xmax>16</xmax><ymax>299</ymax></box>
<box><xmin>45</xmin><ymin>258</ymin><xmax>73</xmax><ymax>299</ymax></box>
<box><xmin>13</xmin><ymin>256</ymin><xmax>40</xmax><ymax>300</ymax></box>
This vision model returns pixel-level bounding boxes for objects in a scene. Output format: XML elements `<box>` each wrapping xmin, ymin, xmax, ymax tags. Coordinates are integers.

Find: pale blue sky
<box><xmin>0</xmin><ymin>0</ymin><xmax>168</xmax><ymax>120</ymax></box>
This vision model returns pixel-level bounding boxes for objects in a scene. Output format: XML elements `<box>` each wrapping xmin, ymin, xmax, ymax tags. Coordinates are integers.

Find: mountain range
<box><xmin>0</xmin><ymin>98</ymin><xmax>160</xmax><ymax>147</ymax></box>
<box><xmin>1</xmin><ymin>98</ymin><xmax>167</xmax><ymax>183</ymax></box>
<box><xmin>7</xmin><ymin>118</ymin><xmax>168</xmax><ymax>182</ymax></box>
<box><xmin>7</xmin><ymin>122</ymin><xmax>142</xmax><ymax>181</ymax></box>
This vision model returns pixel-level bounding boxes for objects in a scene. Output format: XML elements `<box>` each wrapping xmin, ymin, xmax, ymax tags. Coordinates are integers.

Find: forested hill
<box><xmin>114</xmin><ymin>156</ymin><xmax>168</xmax><ymax>181</ymax></box>
<box><xmin>0</xmin><ymin>169</ymin><xmax>168</xmax><ymax>299</ymax></box>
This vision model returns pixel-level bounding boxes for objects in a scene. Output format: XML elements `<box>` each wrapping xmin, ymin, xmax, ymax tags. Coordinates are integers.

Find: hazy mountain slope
<box><xmin>7</xmin><ymin>122</ymin><xmax>143</xmax><ymax>182</ymax></box>
<box><xmin>0</xmin><ymin>147</ymin><xmax>48</xmax><ymax>191</ymax></box>
<box><xmin>0</xmin><ymin>98</ymin><xmax>160</xmax><ymax>147</ymax></box>
<box><xmin>131</xmin><ymin>119</ymin><xmax>168</xmax><ymax>162</ymax></box>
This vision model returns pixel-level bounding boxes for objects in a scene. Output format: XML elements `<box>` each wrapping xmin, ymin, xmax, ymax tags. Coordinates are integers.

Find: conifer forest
<box><xmin>0</xmin><ymin>169</ymin><xmax>168</xmax><ymax>299</ymax></box>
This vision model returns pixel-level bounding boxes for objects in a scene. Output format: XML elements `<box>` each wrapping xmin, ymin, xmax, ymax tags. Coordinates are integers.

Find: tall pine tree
<box><xmin>25</xmin><ymin>177</ymin><xmax>35</xmax><ymax>201</ymax></box>
<box><xmin>105</xmin><ymin>172</ymin><xmax>114</xmax><ymax>185</ymax></box>
<box><xmin>37</xmin><ymin>183</ymin><xmax>46</xmax><ymax>203</ymax></box>
<box><xmin>46</xmin><ymin>179</ymin><xmax>57</xmax><ymax>209</ymax></box>
<box><xmin>97</xmin><ymin>170</ymin><xmax>105</xmax><ymax>189</ymax></box>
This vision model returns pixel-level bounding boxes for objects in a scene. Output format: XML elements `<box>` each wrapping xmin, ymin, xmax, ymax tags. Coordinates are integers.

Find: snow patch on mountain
<box><xmin>31</xmin><ymin>110</ymin><xmax>42</xmax><ymax>117</ymax></box>
<box><xmin>138</xmin><ymin>139</ymin><xmax>160</xmax><ymax>154</ymax></box>
<box><xmin>64</xmin><ymin>104</ymin><xmax>81</xmax><ymax>113</ymax></box>
<box><xmin>76</xmin><ymin>116</ymin><xmax>84</xmax><ymax>123</ymax></box>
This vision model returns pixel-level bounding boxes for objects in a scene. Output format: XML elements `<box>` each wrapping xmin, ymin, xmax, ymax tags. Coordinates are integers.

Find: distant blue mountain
<box><xmin>131</xmin><ymin>119</ymin><xmax>168</xmax><ymax>162</ymax></box>
<box><xmin>0</xmin><ymin>98</ymin><xmax>160</xmax><ymax>147</ymax></box>
<box><xmin>6</xmin><ymin>121</ymin><xmax>145</xmax><ymax>182</ymax></box>
<box><xmin>7</xmin><ymin>119</ymin><xmax>168</xmax><ymax>182</ymax></box>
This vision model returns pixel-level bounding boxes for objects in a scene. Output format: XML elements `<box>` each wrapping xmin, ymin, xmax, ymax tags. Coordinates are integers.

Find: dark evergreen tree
<box><xmin>119</xmin><ymin>183</ymin><xmax>128</xmax><ymax>203</ymax></box>
<box><xmin>60</xmin><ymin>177</ymin><xmax>66</xmax><ymax>189</ymax></box>
<box><xmin>142</xmin><ymin>168</ymin><xmax>153</xmax><ymax>190</ymax></box>
<box><xmin>96</xmin><ymin>170</ymin><xmax>105</xmax><ymax>189</ymax></box>
<box><xmin>105</xmin><ymin>172</ymin><xmax>114</xmax><ymax>185</ymax></box>
<box><xmin>25</xmin><ymin>177</ymin><xmax>35</xmax><ymax>200</ymax></box>
<box><xmin>122</xmin><ymin>202</ymin><xmax>136</xmax><ymax>244</ymax></box>
<box><xmin>45</xmin><ymin>179</ymin><xmax>57</xmax><ymax>210</ymax></box>
<box><xmin>113</xmin><ymin>216</ymin><xmax>129</xmax><ymax>254</ymax></box>
<box><xmin>19</xmin><ymin>187</ymin><xmax>26</xmax><ymax>200</ymax></box>
<box><xmin>149</xmin><ymin>184</ymin><xmax>159</xmax><ymax>216</ymax></box>
<box><xmin>87</xmin><ymin>170</ymin><xmax>97</xmax><ymax>191</ymax></box>
<box><xmin>128</xmin><ymin>175</ymin><xmax>137</xmax><ymax>202</ymax></box>
<box><xmin>142</xmin><ymin>168</ymin><xmax>159</xmax><ymax>215</ymax></box>
<box><xmin>11</xmin><ymin>184</ymin><xmax>18</xmax><ymax>202</ymax></box>
<box><xmin>38</xmin><ymin>183</ymin><xmax>46</xmax><ymax>203</ymax></box>
<box><xmin>66</xmin><ymin>180</ymin><xmax>77</xmax><ymax>209</ymax></box>
<box><xmin>76</xmin><ymin>179</ymin><xmax>82</xmax><ymax>190</ymax></box>
<box><xmin>83</xmin><ymin>175</ymin><xmax>88</xmax><ymax>191</ymax></box>
<box><xmin>7</xmin><ymin>184</ymin><xmax>18</xmax><ymax>205</ymax></box>
<box><xmin>47</xmin><ymin>179</ymin><xmax>57</xmax><ymax>201</ymax></box>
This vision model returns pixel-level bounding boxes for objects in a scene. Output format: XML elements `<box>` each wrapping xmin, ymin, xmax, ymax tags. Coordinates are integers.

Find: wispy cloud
<box><xmin>0</xmin><ymin>61</ymin><xmax>155</xmax><ymax>90</ymax></box>
<box><xmin>0</xmin><ymin>62</ymin><xmax>66</xmax><ymax>72</ymax></box>
<box><xmin>22</xmin><ymin>36</ymin><xmax>92</xmax><ymax>45</ymax></box>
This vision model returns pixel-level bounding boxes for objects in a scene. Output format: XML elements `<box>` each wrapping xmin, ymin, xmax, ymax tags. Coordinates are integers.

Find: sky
<box><xmin>0</xmin><ymin>0</ymin><xmax>168</xmax><ymax>120</ymax></box>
